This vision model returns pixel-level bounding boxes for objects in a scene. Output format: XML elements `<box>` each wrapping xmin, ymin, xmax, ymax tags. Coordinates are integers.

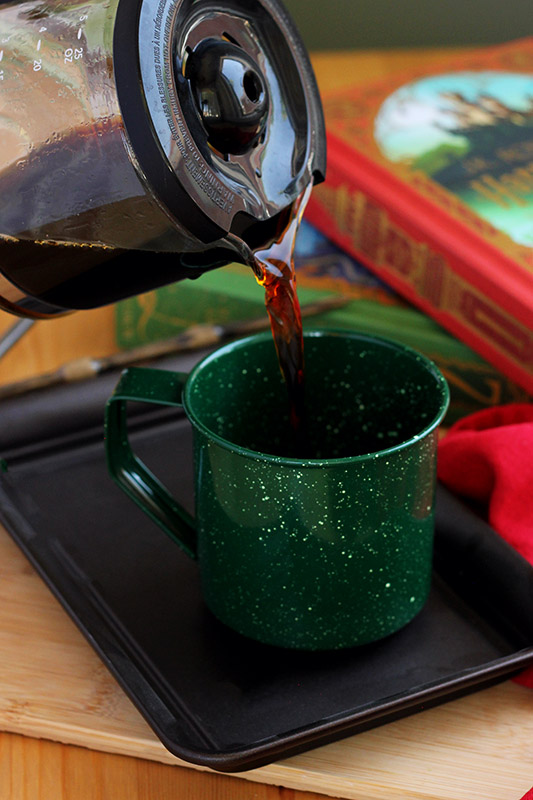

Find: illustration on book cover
<box><xmin>374</xmin><ymin>70</ymin><xmax>533</xmax><ymax>247</ymax></box>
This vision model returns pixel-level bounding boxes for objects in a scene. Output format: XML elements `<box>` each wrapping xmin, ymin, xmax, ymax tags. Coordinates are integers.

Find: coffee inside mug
<box><xmin>184</xmin><ymin>330</ymin><xmax>447</xmax><ymax>460</ymax></box>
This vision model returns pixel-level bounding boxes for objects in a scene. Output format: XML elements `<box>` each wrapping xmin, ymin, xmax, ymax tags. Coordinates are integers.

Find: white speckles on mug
<box><xmin>108</xmin><ymin>330</ymin><xmax>449</xmax><ymax>649</ymax></box>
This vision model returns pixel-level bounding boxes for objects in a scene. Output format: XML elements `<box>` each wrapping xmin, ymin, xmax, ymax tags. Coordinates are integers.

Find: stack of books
<box><xmin>305</xmin><ymin>37</ymin><xmax>533</xmax><ymax>399</ymax></box>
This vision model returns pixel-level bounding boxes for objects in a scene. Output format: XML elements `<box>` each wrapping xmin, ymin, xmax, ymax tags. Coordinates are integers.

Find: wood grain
<box><xmin>0</xmin><ymin>522</ymin><xmax>532</xmax><ymax>800</ymax></box>
<box><xmin>0</xmin><ymin>733</ymin><xmax>332</xmax><ymax>800</ymax></box>
<box><xmin>0</xmin><ymin>307</ymin><xmax>116</xmax><ymax>386</ymax></box>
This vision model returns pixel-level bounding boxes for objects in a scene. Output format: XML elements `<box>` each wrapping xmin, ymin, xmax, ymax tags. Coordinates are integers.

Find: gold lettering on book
<box><xmin>437</xmin><ymin>362</ymin><xmax>520</xmax><ymax>406</ymax></box>
<box><xmin>312</xmin><ymin>181</ymin><xmax>533</xmax><ymax>374</ymax></box>
<box><xmin>470</xmin><ymin>162</ymin><xmax>533</xmax><ymax>208</ymax></box>
<box><xmin>405</xmin><ymin>170</ymin><xmax>532</xmax><ymax>270</ymax></box>
<box><xmin>409</xmin><ymin>171</ymin><xmax>500</xmax><ymax>236</ymax></box>
<box><xmin>456</xmin><ymin>285</ymin><xmax>533</xmax><ymax>366</ymax></box>
<box><xmin>463</xmin><ymin>156</ymin><xmax>497</xmax><ymax>176</ymax></box>
<box><xmin>497</xmin><ymin>141</ymin><xmax>533</xmax><ymax>163</ymax></box>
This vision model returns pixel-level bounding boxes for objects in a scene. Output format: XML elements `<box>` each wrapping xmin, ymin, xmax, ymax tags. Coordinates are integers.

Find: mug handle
<box><xmin>105</xmin><ymin>366</ymin><xmax>197</xmax><ymax>559</ymax></box>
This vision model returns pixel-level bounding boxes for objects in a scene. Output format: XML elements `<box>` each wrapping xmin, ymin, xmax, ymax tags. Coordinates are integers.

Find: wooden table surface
<box><xmin>1</xmin><ymin>47</ymin><xmax>532</xmax><ymax>800</ymax></box>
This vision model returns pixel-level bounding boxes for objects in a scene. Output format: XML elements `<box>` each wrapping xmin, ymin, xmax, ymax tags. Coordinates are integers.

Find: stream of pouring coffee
<box><xmin>252</xmin><ymin>183</ymin><xmax>312</xmax><ymax>443</ymax></box>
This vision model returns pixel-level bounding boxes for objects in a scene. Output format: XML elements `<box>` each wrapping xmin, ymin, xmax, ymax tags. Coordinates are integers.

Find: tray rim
<box><xmin>1</xmin><ymin>477</ymin><xmax>532</xmax><ymax>773</ymax></box>
<box><xmin>1</xmin><ymin>410</ymin><xmax>532</xmax><ymax>772</ymax></box>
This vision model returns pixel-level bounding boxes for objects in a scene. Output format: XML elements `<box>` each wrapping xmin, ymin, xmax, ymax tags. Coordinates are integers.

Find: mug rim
<box><xmin>182</xmin><ymin>328</ymin><xmax>450</xmax><ymax>467</ymax></box>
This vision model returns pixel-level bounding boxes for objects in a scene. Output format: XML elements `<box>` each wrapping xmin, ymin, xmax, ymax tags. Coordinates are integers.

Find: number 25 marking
<box><xmin>64</xmin><ymin>47</ymin><xmax>83</xmax><ymax>63</ymax></box>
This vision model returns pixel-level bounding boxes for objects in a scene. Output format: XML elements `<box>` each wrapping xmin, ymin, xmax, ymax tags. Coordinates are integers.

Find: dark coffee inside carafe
<box><xmin>1</xmin><ymin>112</ymin><xmax>313</xmax><ymax>445</ymax></box>
<box><xmin>0</xmin><ymin>121</ymin><xmax>237</xmax><ymax>313</ymax></box>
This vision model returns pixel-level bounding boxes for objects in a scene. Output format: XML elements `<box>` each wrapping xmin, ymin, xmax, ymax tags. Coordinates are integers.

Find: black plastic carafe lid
<box><xmin>114</xmin><ymin>0</ymin><xmax>326</xmax><ymax>248</ymax></box>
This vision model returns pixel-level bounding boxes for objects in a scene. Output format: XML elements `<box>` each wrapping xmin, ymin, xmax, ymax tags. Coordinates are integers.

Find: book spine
<box><xmin>306</xmin><ymin>134</ymin><xmax>533</xmax><ymax>396</ymax></box>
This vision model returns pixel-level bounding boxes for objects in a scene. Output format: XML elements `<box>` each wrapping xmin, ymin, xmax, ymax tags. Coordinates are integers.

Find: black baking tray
<box><xmin>0</xmin><ymin>354</ymin><xmax>532</xmax><ymax>772</ymax></box>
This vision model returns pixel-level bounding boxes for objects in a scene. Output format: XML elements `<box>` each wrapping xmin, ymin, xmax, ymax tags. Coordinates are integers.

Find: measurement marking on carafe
<box><xmin>0</xmin><ymin>50</ymin><xmax>3</xmax><ymax>61</ymax></box>
<box><xmin>77</xmin><ymin>28</ymin><xmax>82</xmax><ymax>40</ymax></box>
<box><xmin>64</xmin><ymin>47</ymin><xmax>83</xmax><ymax>63</ymax></box>
<box><xmin>36</xmin><ymin>39</ymin><xmax>41</xmax><ymax>51</ymax></box>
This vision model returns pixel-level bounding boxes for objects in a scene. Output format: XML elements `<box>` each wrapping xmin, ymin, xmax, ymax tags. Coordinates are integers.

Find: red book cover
<box><xmin>305</xmin><ymin>38</ymin><xmax>533</xmax><ymax>394</ymax></box>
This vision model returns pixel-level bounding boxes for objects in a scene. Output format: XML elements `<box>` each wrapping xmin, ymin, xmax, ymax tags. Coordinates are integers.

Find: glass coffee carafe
<box><xmin>0</xmin><ymin>0</ymin><xmax>325</xmax><ymax>317</ymax></box>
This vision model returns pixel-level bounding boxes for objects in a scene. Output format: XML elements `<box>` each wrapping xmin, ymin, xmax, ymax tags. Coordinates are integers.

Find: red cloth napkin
<box><xmin>437</xmin><ymin>403</ymin><xmax>533</xmax><ymax>689</ymax></box>
<box><xmin>520</xmin><ymin>789</ymin><xmax>533</xmax><ymax>800</ymax></box>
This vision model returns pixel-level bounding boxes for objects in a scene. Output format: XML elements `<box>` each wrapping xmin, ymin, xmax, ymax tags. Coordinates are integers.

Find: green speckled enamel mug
<box><xmin>105</xmin><ymin>330</ymin><xmax>449</xmax><ymax>650</ymax></box>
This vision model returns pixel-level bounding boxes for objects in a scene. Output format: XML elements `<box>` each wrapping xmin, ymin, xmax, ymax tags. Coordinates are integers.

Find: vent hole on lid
<box><xmin>243</xmin><ymin>69</ymin><xmax>263</xmax><ymax>103</ymax></box>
